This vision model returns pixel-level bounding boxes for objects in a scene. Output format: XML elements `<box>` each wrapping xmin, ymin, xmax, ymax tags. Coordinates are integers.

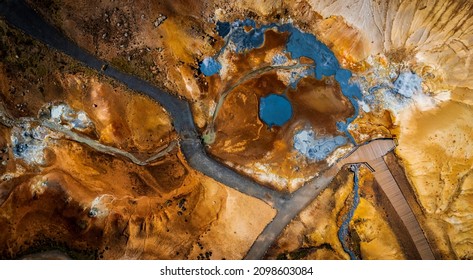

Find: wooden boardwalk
<box><xmin>336</xmin><ymin>139</ymin><xmax>396</xmax><ymax>168</ymax></box>
<box><xmin>368</xmin><ymin>158</ymin><xmax>435</xmax><ymax>260</ymax></box>
<box><xmin>338</xmin><ymin>139</ymin><xmax>435</xmax><ymax>260</ymax></box>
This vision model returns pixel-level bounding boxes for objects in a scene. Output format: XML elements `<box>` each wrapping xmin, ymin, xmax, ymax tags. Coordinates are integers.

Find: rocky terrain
<box><xmin>0</xmin><ymin>20</ymin><xmax>275</xmax><ymax>259</ymax></box>
<box><xmin>0</xmin><ymin>0</ymin><xmax>472</xmax><ymax>259</ymax></box>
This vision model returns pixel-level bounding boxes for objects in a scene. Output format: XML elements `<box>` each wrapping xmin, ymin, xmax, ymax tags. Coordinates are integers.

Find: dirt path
<box><xmin>1</xmin><ymin>0</ymin><xmax>435</xmax><ymax>260</ymax></box>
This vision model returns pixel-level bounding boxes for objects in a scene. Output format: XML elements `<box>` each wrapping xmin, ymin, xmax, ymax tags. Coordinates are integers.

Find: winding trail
<box><xmin>0</xmin><ymin>0</ymin><xmax>435</xmax><ymax>260</ymax></box>
<box><xmin>205</xmin><ymin>63</ymin><xmax>314</xmax><ymax>141</ymax></box>
<box><xmin>0</xmin><ymin>106</ymin><xmax>179</xmax><ymax>166</ymax></box>
<box><xmin>246</xmin><ymin>139</ymin><xmax>434</xmax><ymax>259</ymax></box>
<box><xmin>0</xmin><ymin>0</ymin><xmax>284</xmax><ymax>207</ymax></box>
<box><xmin>245</xmin><ymin>164</ymin><xmax>339</xmax><ymax>259</ymax></box>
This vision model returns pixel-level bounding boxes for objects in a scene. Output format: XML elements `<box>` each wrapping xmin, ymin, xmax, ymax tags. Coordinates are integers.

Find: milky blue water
<box><xmin>202</xmin><ymin>19</ymin><xmax>364</xmax><ymax>158</ymax></box>
<box><xmin>338</xmin><ymin>165</ymin><xmax>360</xmax><ymax>260</ymax></box>
<box><xmin>282</xmin><ymin>27</ymin><xmax>340</xmax><ymax>80</ymax></box>
<box><xmin>200</xmin><ymin>57</ymin><xmax>221</xmax><ymax>76</ymax></box>
<box><xmin>216</xmin><ymin>21</ymin><xmax>231</xmax><ymax>37</ymax></box>
<box><xmin>259</xmin><ymin>94</ymin><xmax>293</xmax><ymax>127</ymax></box>
<box><xmin>282</xmin><ymin>25</ymin><xmax>361</xmax><ymax>144</ymax></box>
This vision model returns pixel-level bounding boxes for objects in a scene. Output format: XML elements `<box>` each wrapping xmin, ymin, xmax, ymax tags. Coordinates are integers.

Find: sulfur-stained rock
<box><xmin>396</xmin><ymin>101</ymin><xmax>473</xmax><ymax>259</ymax></box>
<box><xmin>0</xmin><ymin>18</ymin><xmax>274</xmax><ymax>260</ymax></box>
<box><xmin>3</xmin><ymin>0</ymin><xmax>473</xmax><ymax>260</ymax></box>
<box><xmin>266</xmin><ymin>166</ymin><xmax>405</xmax><ymax>260</ymax></box>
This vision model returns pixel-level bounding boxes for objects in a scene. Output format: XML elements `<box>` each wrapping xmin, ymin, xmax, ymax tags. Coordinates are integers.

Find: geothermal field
<box><xmin>0</xmin><ymin>0</ymin><xmax>472</xmax><ymax>260</ymax></box>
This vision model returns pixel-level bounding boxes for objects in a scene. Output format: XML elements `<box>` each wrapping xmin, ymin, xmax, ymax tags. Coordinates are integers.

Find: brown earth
<box><xmin>395</xmin><ymin>100</ymin><xmax>473</xmax><ymax>259</ymax></box>
<box><xmin>0</xmin><ymin>20</ymin><xmax>175</xmax><ymax>154</ymax></box>
<box><xmin>266</xmin><ymin>166</ymin><xmax>405</xmax><ymax>260</ymax></box>
<box><xmin>0</xmin><ymin>18</ymin><xmax>275</xmax><ymax>259</ymax></box>
<box><xmin>5</xmin><ymin>0</ymin><xmax>473</xmax><ymax>259</ymax></box>
<box><xmin>206</xmin><ymin>29</ymin><xmax>354</xmax><ymax>192</ymax></box>
<box><xmin>0</xmin><ymin>137</ymin><xmax>275</xmax><ymax>259</ymax></box>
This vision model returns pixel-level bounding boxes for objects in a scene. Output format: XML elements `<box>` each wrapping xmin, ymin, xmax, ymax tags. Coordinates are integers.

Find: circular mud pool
<box><xmin>259</xmin><ymin>93</ymin><xmax>293</xmax><ymax>127</ymax></box>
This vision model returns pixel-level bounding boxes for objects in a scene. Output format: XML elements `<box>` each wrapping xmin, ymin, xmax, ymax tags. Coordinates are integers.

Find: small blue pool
<box><xmin>199</xmin><ymin>57</ymin><xmax>221</xmax><ymax>76</ymax></box>
<box><xmin>259</xmin><ymin>94</ymin><xmax>293</xmax><ymax>127</ymax></box>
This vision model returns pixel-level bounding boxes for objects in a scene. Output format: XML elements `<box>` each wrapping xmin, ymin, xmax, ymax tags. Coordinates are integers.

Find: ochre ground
<box><xmin>4</xmin><ymin>0</ymin><xmax>473</xmax><ymax>259</ymax></box>
<box><xmin>0</xmin><ymin>139</ymin><xmax>275</xmax><ymax>259</ymax></box>
<box><xmin>266</xmin><ymin>166</ymin><xmax>405</xmax><ymax>260</ymax></box>
<box><xmin>0</xmin><ymin>20</ymin><xmax>275</xmax><ymax>259</ymax></box>
<box><xmin>395</xmin><ymin>100</ymin><xmax>473</xmax><ymax>259</ymax></box>
<box><xmin>266</xmin><ymin>168</ymin><xmax>405</xmax><ymax>259</ymax></box>
<box><xmin>0</xmin><ymin>20</ymin><xmax>176</xmax><ymax>154</ymax></box>
<box><xmin>205</xmin><ymin>29</ymin><xmax>354</xmax><ymax>192</ymax></box>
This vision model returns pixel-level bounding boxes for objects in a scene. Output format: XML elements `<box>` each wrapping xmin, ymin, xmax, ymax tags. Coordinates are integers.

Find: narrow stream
<box><xmin>338</xmin><ymin>164</ymin><xmax>360</xmax><ymax>260</ymax></box>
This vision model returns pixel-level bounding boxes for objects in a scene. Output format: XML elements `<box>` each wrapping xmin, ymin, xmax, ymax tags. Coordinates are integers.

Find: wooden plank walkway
<box><xmin>368</xmin><ymin>158</ymin><xmax>435</xmax><ymax>260</ymax></box>
<box><xmin>337</xmin><ymin>139</ymin><xmax>396</xmax><ymax>168</ymax></box>
<box><xmin>337</xmin><ymin>139</ymin><xmax>435</xmax><ymax>260</ymax></box>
